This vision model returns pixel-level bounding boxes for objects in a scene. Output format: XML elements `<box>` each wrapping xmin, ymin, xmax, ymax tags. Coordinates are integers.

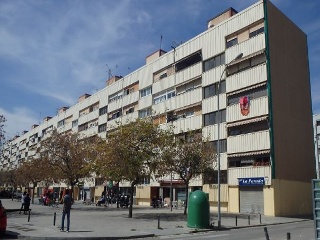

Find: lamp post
<box><xmin>217</xmin><ymin>53</ymin><xmax>243</xmax><ymax>229</ymax></box>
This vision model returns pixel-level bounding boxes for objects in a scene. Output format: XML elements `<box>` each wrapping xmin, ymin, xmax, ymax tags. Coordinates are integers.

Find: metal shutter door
<box><xmin>240</xmin><ymin>186</ymin><xmax>264</xmax><ymax>214</ymax></box>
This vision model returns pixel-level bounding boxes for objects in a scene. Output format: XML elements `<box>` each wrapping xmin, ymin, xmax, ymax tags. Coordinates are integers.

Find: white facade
<box><xmin>314</xmin><ymin>114</ymin><xmax>320</xmax><ymax>178</ymax></box>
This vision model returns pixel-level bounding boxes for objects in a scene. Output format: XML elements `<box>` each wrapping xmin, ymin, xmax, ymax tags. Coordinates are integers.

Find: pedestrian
<box><xmin>19</xmin><ymin>192</ymin><xmax>27</xmax><ymax>214</ymax></box>
<box><xmin>24</xmin><ymin>193</ymin><xmax>31</xmax><ymax>214</ymax></box>
<box><xmin>60</xmin><ymin>189</ymin><xmax>72</xmax><ymax>232</ymax></box>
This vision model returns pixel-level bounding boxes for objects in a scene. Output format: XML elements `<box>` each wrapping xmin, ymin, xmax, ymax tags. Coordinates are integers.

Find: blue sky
<box><xmin>1</xmin><ymin>0</ymin><xmax>319</xmax><ymax>139</ymax></box>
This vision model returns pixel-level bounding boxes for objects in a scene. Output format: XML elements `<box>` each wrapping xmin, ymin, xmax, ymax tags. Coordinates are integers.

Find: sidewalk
<box><xmin>1</xmin><ymin>198</ymin><xmax>311</xmax><ymax>239</ymax></box>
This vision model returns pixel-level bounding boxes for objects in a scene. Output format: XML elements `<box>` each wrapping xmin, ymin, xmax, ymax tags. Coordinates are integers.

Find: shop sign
<box><xmin>238</xmin><ymin>177</ymin><xmax>265</xmax><ymax>186</ymax></box>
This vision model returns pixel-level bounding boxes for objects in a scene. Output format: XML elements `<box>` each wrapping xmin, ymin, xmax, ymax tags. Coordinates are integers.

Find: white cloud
<box><xmin>0</xmin><ymin>107</ymin><xmax>38</xmax><ymax>140</ymax></box>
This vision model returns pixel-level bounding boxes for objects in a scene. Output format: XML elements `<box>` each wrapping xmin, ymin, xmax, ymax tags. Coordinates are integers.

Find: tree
<box><xmin>0</xmin><ymin>115</ymin><xmax>6</xmax><ymax>159</ymax></box>
<box><xmin>0</xmin><ymin>115</ymin><xmax>5</xmax><ymax>144</ymax></box>
<box><xmin>38</xmin><ymin>129</ymin><xmax>98</xmax><ymax>199</ymax></box>
<box><xmin>15</xmin><ymin>157</ymin><xmax>54</xmax><ymax>203</ymax></box>
<box><xmin>94</xmin><ymin>118</ymin><xmax>170</xmax><ymax>218</ymax></box>
<box><xmin>159</xmin><ymin>130</ymin><xmax>216</xmax><ymax>215</ymax></box>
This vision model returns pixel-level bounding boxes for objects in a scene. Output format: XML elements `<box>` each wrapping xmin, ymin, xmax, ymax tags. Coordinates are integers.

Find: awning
<box><xmin>228</xmin><ymin>149</ymin><xmax>270</xmax><ymax>158</ymax></box>
<box><xmin>227</xmin><ymin>115</ymin><xmax>268</xmax><ymax>128</ymax></box>
<box><xmin>227</xmin><ymin>82</ymin><xmax>267</xmax><ymax>97</ymax></box>
<box><xmin>228</xmin><ymin>49</ymin><xmax>265</xmax><ymax>67</ymax></box>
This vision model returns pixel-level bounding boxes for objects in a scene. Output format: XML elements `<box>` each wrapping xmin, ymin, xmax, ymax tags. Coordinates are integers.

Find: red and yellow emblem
<box><xmin>240</xmin><ymin>96</ymin><xmax>250</xmax><ymax>116</ymax></box>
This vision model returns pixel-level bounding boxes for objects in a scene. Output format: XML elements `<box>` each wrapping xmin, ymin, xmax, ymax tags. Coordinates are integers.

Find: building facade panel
<box><xmin>227</xmin><ymin>96</ymin><xmax>268</xmax><ymax>122</ymax></box>
<box><xmin>227</xmin><ymin>130</ymin><xmax>270</xmax><ymax>154</ymax></box>
<box><xmin>175</xmin><ymin>62</ymin><xmax>202</xmax><ymax>86</ymax></box>
<box><xmin>152</xmin><ymin>75</ymin><xmax>175</xmax><ymax>95</ymax></box>
<box><xmin>228</xmin><ymin>166</ymin><xmax>272</xmax><ymax>185</ymax></box>
<box><xmin>227</xmin><ymin>64</ymin><xmax>267</xmax><ymax>93</ymax></box>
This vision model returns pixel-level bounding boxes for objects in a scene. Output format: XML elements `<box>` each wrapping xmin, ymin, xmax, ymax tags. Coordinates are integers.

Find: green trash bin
<box><xmin>187</xmin><ymin>190</ymin><xmax>209</xmax><ymax>228</ymax></box>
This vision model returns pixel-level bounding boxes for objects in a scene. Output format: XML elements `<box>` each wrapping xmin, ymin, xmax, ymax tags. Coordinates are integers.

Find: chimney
<box><xmin>146</xmin><ymin>49</ymin><xmax>167</xmax><ymax>65</ymax></box>
<box><xmin>106</xmin><ymin>75</ymin><xmax>123</xmax><ymax>86</ymax></box>
<box><xmin>207</xmin><ymin>7</ymin><xmax>238</xmax><ymax>29</ymax></box>
<box><xmin>78</xmin><ymin>94</ymin><xmax>91</xmax><ymax>103</ymax></box>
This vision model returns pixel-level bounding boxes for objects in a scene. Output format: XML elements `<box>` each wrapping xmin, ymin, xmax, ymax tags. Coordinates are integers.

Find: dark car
<box><xmin>0</xmin><ymin>200</ymin><xmax>7</xmax><ymax>235</ymax></box>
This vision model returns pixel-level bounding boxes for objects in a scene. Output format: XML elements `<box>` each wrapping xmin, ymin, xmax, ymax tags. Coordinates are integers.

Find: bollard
<box><xmin>28</xmin><ymin>210</ymin><xmax>31</xmax><ymax>222</ymax></box>
<box><xmin>260</xmin><ymin>213</ymin><xmax>262</xmax><ymax>224</ymax></box>
<box><xmin>235</xmin><ymin>215</ymin><xmax>238</xmax><ymax>226</ymax></box>
<box><xmin>264</xmin><ymin>227</ymin><xmax>270</xmax><ymax>240</ymax></box>
<box><xmin>53</xmin><ymin>212</ymin><xmax>56</xmax><ymax>226</ymax></box>
<box><xmin>248</xmin><ymin>215</ymin><xmax>250</xmax><ymax>225</ymax></box>
<box><xmin>287</xmin><ymin>232</ymin><xmax>291</xmax><ymax>240</ymax></box>
<box><xmin>157</xmin><ymin>215</ymin><xmax>160</xmax><ymax>229</ymax></box>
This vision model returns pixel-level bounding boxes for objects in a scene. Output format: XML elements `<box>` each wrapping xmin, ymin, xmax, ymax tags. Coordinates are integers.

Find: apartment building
<box><xmin>0</xmin><ymin>0</ymin><xmax>315</xmax><ymax>216</ymax></box>
<box><xmin>315</xmin><ymin>114</ymin><xmax>320</xmax><ymax>178</ymax></box>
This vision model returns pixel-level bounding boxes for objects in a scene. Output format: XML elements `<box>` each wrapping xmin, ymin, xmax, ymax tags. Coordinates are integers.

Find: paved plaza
<box><xmin>1</xmin><ymin>198</ymin><xmax>311</xmax><ymax>239</ymax></box>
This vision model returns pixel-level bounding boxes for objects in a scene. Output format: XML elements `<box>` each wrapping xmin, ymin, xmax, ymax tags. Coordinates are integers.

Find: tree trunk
<box><xmin>128</xmin><ymin>184</ymin><xmax>135</xmax><ymax>218</ymax></box>
<box><xmin>184</xmin><ymin>182</ymin><xmax>189</xmax><ymax>215</ymax></box>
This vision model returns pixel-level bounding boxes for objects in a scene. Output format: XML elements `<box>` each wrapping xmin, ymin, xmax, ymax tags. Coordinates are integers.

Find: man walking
<box><xmin>60</xmin><ymin>189</ymin><xmax>72</xmax><ymax>232</ymax></box>
<box><xmin>19</xmin><ymin>192</ymin><xmax>27</xmax><ymax>214</ymax></box>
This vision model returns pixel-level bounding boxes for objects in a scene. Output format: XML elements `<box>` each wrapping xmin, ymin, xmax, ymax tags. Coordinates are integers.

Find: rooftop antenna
<box><xmin>160</xmin><ymin>35</ymin><xmax>163</xmax><ymax>50</ymax></box>
<box><xmin>105</xmin><ymin>64</ymin><xmax>118</xmax><ymax>79</ymax></box>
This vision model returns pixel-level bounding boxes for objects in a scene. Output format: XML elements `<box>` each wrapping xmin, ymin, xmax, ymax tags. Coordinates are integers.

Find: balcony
<box><xmin>227</xmin><ymin>96</ymin><xmax>268</xmax><ymax>123</ymax></box>
<box><xmin>227</xmin><ymin>63</ymin><xmax>267</xmax><ymax>93</ymax></box>
<box><xmin>202</xmin><ymin>123</ymin><xmax>227</xmax><ymax>141</ymax></box>
<box><xmin>225</xmin><ymin>33</ymin><xmax>265</xmax><ymax>64</ymax></box>
<box><xmin>122</xmin><ymin>111</ymin><xmax>139</xmax><ymax>124</ymax></box>
<box><xmin>175</xmin><ymin>87</ymin><xmax>202</xmax><ymax>110</ymax></box>
<box><xmin>227</xmin><ymin>130</ymin><xmax>270</xmax><ymax>154</ymax></box>
<box><xmin>171</xmin><ymin>115</ymin><xmax>202</xmax><ymax>134</ymax></box>
<box><xmin>78</xmin><ymin>110</ymin><xmax>99</xmax><ymax>126</ymax></box>
<box><xmin>122</xmin><ymin>91</ymin><xmax>139</xmax><ymax>108</ymax></box>
<box><xmin>175</xmin><ymin>62</ymin><xmax>202</xmax><ymax>86</ymax></box>
<box><xmin>228</xmin><ymin>165</ymin><xmax>272</xmax><ymax>186</ymax></box>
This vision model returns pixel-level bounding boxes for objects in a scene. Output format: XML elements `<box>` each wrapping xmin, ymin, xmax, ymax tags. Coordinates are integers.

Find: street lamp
<box><xmin>217</xmin><ymin>53</ymin><xmax>243</xmax><ymax>229</ymax></box>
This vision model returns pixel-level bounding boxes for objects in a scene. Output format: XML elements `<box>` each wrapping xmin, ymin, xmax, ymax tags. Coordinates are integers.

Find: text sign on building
<box><xmin>238</xmin><ymin>177</ymin><xmax>265</xmax><ymax>186</ymax></box>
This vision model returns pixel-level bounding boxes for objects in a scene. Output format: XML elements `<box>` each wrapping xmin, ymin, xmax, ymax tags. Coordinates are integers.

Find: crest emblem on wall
<box><xmin>240</xmin><ymin>96</ymin><xmax>250</xmax><ymax>116</ymax></box>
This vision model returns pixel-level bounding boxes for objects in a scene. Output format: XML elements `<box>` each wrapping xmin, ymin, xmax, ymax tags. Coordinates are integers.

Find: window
<box><xmin>72</xmin><ymin>120</ymin><xmax>78</xmax><ymax>128</ymax></box>
<box><xmin>226</xmin><ymin>38</ymin><xmax>238</xmax><ymax>48</ymax></box>
<box><xmin>228</xmin><ymin>120</ymin><xmax>269</xmax><ymax>136</ymax></box>
<box><xmin>203</xmin><ymin>109</ymin><xmax>226</xmax><ymax>126</ymax></box>
<box><xmin>203</xmin><ymin>53</ymin><xmax>225</xmax><ymax>72</ymax></box>
<box><xmin>78</xmin><ymin>123</ymin><xmax>88</xmax><ymax>132</ymax></box>
<box><xmin>98</xmin><ymin>124</ymin><xmax>107</xmax><ymax>133</ymax></box>
<box><xmin>139</xmin><ymin>108</ymin><xmax>152</xmax><ymax>118</ymax></box>
<box><xmin>110</xmin><ymin>111</ymin><xmax>122</xmax><ymax>120</ymax></box>
<box><xmin>159</xmin><ymin>73</ymin><xmax>167</xmax><ymax>79</ymax></box>
<box><xmin>126</xmin><ymin>107</ymin><xmax>134</xmax><ymax>114</ymax></box>
<box><xmin>227</xmin><ymin>85</ymin><xmax>267</xmax><ymax>106</ymax></box>
<box><xmin>109</xmin><ymin>91</ymin><xmax>123</xmax><ymax>103</ymax></box>
<box><xmin>203</xmin><ymin>169</ymin><xmax>227</xmax><ymax>184</ymax></box>
<box><xmin>211</xmin><ymin>139</ymin><xmax>227</xmax><ymax>153</ymax></box>
<box><xmin>154</xmin><ymin>89</ymin><xmax>176</xmax><ymax>104</ymax></box>
<box><xmin>140</xmin><ymin>86</ymin><xmax>152</xmax><ymax>98</ymax></box>
<box><xmin>124</xmin><ymin>87</ymin><xmax>134</xmax><ymax>96</ymax></box>
<box><xmin>185</xmin><ymin>110</ymin><xmax>194</xmax><ymax>118</ymax></box>
<box><xmin>203</xmin><ymin>80</ymin><xmax>226</xmax><ymax>99</ymax></box>
<box><xmin>57</xmin><ymin>119</ymin><xmax>65</xmax><ymax>128</ymax></box>
<box><xmin>229</xmin><ymin>154</ymin><xmax>270</xmax><ymax>168</ymax></box>
<box><xmin>175</xmin><ymin>51</ymin><xmax>202</xmax><ymax>72</ymax></box>
<box><xmin>227</xmin><ymin>52</ymin><xmax>266</xmax><ymax>76</ymax></box>
<box><xmin>249</xmin><ymin>27</ymin><xmax>264</xmax><ymax>38</ymax></box>
<box><xmin>99</xmin><ymin>106</ymin><xmax>108</xmax><ymax>116</ymax></box>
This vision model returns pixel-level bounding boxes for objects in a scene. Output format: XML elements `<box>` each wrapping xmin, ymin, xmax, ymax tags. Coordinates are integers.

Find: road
<box><xmin>138</xmin><ymin>220</ymin><xmax>314</xmax><ymax>240</ymax></box>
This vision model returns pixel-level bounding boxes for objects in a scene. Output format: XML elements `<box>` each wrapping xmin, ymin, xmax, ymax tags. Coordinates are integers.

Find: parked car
<box><xmin>13</xmin><ymin>190</ymin><xmax>23</xmax><ymax>199</ymax></box>
<box><xmin>0</xmin><ymin>190</ymin><xmax>13</xmax><ymax>198</ymax></box>
<box><xmin>0</xmin><ymin>200</ymin><xmax>7</xmax><ymax>235</ymax></box>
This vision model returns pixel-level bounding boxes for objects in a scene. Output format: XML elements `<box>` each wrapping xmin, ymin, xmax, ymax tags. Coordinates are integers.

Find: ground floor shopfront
<box><xmin>26</xmin><ymin>178</ymin><xmax>313</xmax><ymax>217</ymax></box>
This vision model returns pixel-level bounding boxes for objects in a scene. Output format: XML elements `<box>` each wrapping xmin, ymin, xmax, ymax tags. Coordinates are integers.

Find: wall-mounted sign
<box><xmin>238</xmin><ymin>177</ymin><xmax>265</xmax><ymax>186</ymax></box>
